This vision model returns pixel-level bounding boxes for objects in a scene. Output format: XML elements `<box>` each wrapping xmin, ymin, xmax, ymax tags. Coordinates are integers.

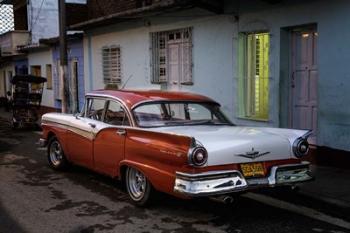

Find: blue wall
<box><xmin>225</xmin><ymin>0</ymin><xmax>350</xmax><ymax>151</ymax></box>
<box><xmin>14</xmin><ymin>59</ymin><xmax>28</xmax><ymax>75</ymax></box>
<box><xmin>52</xmin><ymin>38</ymin><xmax>85</xmax><ymax>111</ymax></box>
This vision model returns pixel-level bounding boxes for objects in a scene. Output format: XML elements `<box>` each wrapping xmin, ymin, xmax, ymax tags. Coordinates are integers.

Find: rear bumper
<box><xmin>174</xmin><ymin>161</ymin><xmax>313</xmax><ymax>197</ymax></box>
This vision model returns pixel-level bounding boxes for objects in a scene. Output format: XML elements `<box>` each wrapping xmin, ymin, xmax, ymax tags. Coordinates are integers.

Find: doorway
<box><xmin>290</xmin><ymin>26</ymin><xmax>318</xmax><ymax>144</ymax></box>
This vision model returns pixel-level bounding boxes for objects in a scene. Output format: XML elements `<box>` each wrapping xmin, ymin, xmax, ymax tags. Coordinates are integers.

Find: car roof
<box><xmin>87</xmin><ymin>89</ymin><xmax>219</xmax><ymax>109</ymax></box>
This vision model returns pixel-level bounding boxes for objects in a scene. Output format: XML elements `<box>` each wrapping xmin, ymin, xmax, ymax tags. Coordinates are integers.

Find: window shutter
<box><xmin>151</xmin><ymin>32</ymin><xmax>167</xmax><ymax>84</ymax></box>
<box><xmin>181</xmin><ymin>27</ymin><xmax>193</xmax><ymax>85</ymax></box>
<box><xmin>102</xmin><ymin>45</ymin><xmax>122</xmax><ymax>85</ymax></box>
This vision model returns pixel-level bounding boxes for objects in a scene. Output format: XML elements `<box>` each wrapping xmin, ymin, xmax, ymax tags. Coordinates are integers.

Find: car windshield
<box><xmin>133</xmin><ymin>102</ymin><xmax>233</xmax><ymax>127</ymax></box>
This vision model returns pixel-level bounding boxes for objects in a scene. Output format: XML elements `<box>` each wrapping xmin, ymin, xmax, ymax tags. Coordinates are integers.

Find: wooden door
<box><xmin>290</xmin><ymin>28</ymin><xmax>318</xmax><ymax>144</ymax></box>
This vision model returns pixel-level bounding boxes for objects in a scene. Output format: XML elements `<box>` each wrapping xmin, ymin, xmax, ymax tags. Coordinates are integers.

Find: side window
<box><xmin>86</xmin><ymin>98</ymin><xmax>107</xmax><ymax>121</ymax></box>
<box><xmin>187</xmin><ymin>104</ymin><xmax>217</xmax><ymax>120</ymax></box>
<box><xmin>104</xmin><ymin>101</ymin><xmax>130</xmax><ymax>126</ymax></box>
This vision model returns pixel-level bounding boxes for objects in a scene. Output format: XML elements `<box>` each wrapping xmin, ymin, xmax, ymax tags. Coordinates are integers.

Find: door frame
<box><xmin>288</xmin><ymin>24</ymin><xmax>318</xmax><ymax>141</ymax></box>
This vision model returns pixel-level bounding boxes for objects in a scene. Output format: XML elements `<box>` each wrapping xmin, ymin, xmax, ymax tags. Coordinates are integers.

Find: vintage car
<box><xmin>40</xmin><ymin>90</ymin><xmax>313</xmax><ymax>206</ymax></box>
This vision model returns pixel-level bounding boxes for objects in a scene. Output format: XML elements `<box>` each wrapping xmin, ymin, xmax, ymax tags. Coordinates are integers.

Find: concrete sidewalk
<box><xmin>0</xmin><ymin>107</ymin><xmax>349</xmax><ymax>210</ymax></box>
<box><xmin>299</xmin><ymin>165</ymin><xmax>350</xmax><ymax>208</ymax></box>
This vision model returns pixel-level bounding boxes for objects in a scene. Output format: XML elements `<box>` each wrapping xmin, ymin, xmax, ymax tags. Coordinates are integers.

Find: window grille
<box><xmin>239</xmin><ymin>32</ymin><xmax>270</xmax><ymax>120</ymax></box>
<box><xmin>150</xmin><ymin>27</ymin><xmax>193</xmax><ymax>84</ymax></box>
<box><xmin>102</xmin><ymin>45</ymin><xmax>122</xmax><ymax>84</ymax></box>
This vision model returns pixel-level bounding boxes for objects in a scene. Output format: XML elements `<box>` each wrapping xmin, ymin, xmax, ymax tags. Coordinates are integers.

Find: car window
<box><xmin>133</xmin><ymin>102</ymin><xmax>232</xmax><ymax>127</ymax></box>
<box><xmin>187</xmin><ymin>103</ymin><xmax>218</xmax><ymax>120</ymax></box>
<box><xmin>104</xmin><ymin>101</ymin><xmax>130</xmax><ymax>126</ymax></box>
<box><xmin>86</xmin><ymin>98</ymin><xmax>106</xmax><ymax>121</ymax></box>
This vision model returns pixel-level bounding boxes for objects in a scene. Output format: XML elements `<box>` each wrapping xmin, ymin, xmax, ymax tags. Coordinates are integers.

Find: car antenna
<box><xmin>120</xmin><ymin>75</ymin><xmax>133</xmax><ymax>90</ymax></box>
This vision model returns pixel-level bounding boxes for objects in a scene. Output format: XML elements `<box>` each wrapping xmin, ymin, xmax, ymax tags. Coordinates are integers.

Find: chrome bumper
<box><xmin>174</xmin><ymin>161</ymin><xmax>313</xmax><ymax>197</ymax></box>
<box><xmin>38</xmin><ymin>138</ymin><xmax>47</xmax><ymax>147</ymax></box>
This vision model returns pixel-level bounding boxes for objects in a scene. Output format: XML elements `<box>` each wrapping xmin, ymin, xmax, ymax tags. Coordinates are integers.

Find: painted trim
<box><xmin>42</xmin><ymin>120</ymin><xmax>94</xmax><ymax>140</ymax></box>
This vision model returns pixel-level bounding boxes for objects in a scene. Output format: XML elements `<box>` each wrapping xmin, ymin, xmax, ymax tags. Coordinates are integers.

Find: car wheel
<box><xmin>125</xmin><ymin>167</ymin><xmax>153</xmax><ymax>206</ymax></box>
<box><xmin>47</xmin><ymin>137</ymin><xmax>68</xmax><ymax>170</ymax></box>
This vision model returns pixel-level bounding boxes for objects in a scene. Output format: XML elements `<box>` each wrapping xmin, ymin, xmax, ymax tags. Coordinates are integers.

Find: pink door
<box><xmin>290</xmin><ymin>28</ymin><xmax>318</xmax><ymax>144</ymax></box>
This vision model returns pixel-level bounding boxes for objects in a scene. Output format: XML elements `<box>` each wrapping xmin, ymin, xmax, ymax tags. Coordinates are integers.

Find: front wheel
<box><xmin>47</xmin><ymin>137</ymin><xmax>68</xmax><ymax>170</ymax></box>
<box><xmin>125</xmin><ymin>167</ymin><xmax>153</xmax><ymax>206</ymax></box>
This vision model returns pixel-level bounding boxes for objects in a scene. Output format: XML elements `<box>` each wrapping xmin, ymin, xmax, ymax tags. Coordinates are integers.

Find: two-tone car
<box><xmin>40</xmin><ymin>90</ymin><xmax>313</xmax><ymax>206</ymax></box>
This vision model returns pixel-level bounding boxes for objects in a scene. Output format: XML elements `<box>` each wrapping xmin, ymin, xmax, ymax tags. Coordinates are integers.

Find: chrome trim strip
<box><xmin>174</xmin><ymin>170</ymin><xmax>247</xmax><ymax>197</ymax></box>
<box><xmin>174</xmin><ymin>162</ymin><xmax>313</xmax><ymax>197</ymax></box>
<box><xmin>131</xmin><ymin>99</ymin><xmax>221</xmax><ymax>111</ymax></box>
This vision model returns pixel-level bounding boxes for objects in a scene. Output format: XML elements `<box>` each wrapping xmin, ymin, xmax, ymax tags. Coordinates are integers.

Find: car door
<box><xmin>93</xmin><ymin>100</ymin><xmax>130</xmax><ymax>176</ymax></box>
<box><xmin>66</xmin><ymin>97</ymin><xmax>107</xmax><ymax>169</ymax></box>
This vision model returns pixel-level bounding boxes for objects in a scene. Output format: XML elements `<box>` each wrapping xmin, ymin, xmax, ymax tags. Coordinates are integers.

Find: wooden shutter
<box><xmin>151</xmin><ymin>32</ymin><xmax>168</xmax><ymax>84</ymax></box>
<box><xmin>180</xmin><ymin>27</ymin><xmax>193</xmax><ymax>85</ymax></box>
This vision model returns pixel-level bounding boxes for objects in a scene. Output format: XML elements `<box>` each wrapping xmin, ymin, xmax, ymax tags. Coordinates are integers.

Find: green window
<box><xmin>238</xmin><ymin>32</ymin><xmax>270</xmax><ymax>120</ymax></box>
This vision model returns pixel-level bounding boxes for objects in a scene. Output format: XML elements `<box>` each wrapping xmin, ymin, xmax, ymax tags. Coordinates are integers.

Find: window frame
<box><xmin>84</xmin><ymin>97</ymin><xmax>108</xmax><ymax>122</ymax></box>
<box><xmin>45</xmin><ymin>64</ymin><xmax>53</xmax><ymax>90</ymax></box>
<box><xmin>81</xmin><ymin>96</ymin><xmax>134</xmax><ymax>126</ymax></box>
<box><xmin>132</xmin><ymin>100</ymin><xmax>234</xmax><ymax>128</ymax></box>
<box><xmin>150</xmin><ymin>27</ymin><xmax>193</xmax><ymax>85</ymax></box>
<box><xmin>102</xmin><ymin>45</ymin><xmax>122</xmax><ymax>85</ymax></box>
<box><xmin>238</xmin><ymin>31</ymin><xmax>270</xmax><ymax>121</ymax></box>
<box><xmin>104</xmin><ymin>100</ymin><xmax>131</xmax><ymax>126</ymax></box>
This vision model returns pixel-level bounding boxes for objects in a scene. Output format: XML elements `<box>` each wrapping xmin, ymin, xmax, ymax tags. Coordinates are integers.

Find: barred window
<box><xmin>238</xmin><ymin>32</ymin><xmax>270</xmax><ymax>120</ymax></box>
<box><xmin>102</xmin><ymin>45</ymin><xmax>122</xmax><ymax>85</ymax></box>
<box><xmin>150</xmin><ymin>28</ymin><xmax>193</xmax><ymax>84</ymax></box>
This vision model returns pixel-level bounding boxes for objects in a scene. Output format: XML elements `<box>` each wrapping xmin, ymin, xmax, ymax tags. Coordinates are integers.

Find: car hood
<box><xmin>151</xmin><ymin>125</ymin><xmax>309</xmax><ymax>166</ymax></box>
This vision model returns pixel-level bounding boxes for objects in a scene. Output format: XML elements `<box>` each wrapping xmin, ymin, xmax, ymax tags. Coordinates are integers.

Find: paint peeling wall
<box><xmin>83</xmin><ymin>10</ymin><xmax>237</xmax><ymax>120</ymax></box>
<box><xmin>52</xmin><ymin>39</ymin><xmax>85</xmax><ymax>110</ymax></box>
<box><xmin>83</xmin><ymin>1</ymin><xmax>350</xmax><ymax>152</ymax></box>
<box><xmin>27</xmin><ymin>49</ymin><xmax>54</xmax><ymax>108</ymax></box>
<box><xmin>227</xmin><ymin>0</ymin><xmax>350</xmax><ymax>151</ymax></box>
<box><xmin>0</xmin><ymin>64</ymin><xmax>15</xmax><ymax>97</ymax></box>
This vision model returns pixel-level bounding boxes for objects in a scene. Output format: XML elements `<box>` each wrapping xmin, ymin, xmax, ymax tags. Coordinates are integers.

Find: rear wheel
<box><xmin>125</xmin><ymin>167</ymin><xmax>153</xmax><ymax>206</ymax></box>
<box><xmin>47</xmin><ymin>137</ymin><xmax>68</xmax><ymax>170</ymax></box>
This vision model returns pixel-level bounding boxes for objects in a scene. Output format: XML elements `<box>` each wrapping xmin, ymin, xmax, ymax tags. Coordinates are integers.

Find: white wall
<box><xmin>84</xmin><ymin>13</ymin><xmax>237</xmax><ymax>119</ymax></box>
<box><xmin>83</xmin><ymin>2</ymin><xmax>350</xmax><ymax>151</ymax></box>
<box><xmin>0</xmin><ymin>64</ymin><xmax>15</xmax><ymax>97</ymax></box>
<box><xmin>27</xmin><ymin>49</ymin><xmax>54</xmax><ymax>108</ymax></box>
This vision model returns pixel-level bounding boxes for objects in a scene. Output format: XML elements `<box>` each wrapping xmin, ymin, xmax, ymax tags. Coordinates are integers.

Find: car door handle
<box><xmin>88</xmin><ymin>123</ymin><xmax>96</xmax><ymax>128</ymax></box>
<box><xmin>116</xmin><ymin>129</ymin><xmax>126</xmax><ymax>136</ymax></box>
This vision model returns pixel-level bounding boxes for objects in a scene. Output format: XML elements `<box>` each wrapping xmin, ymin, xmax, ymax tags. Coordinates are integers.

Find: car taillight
<box><xmin>190</xmin><ymin>147</ymin><xmax>208</xmax><ymax>167</ymax></box>
<box><xmin>293</xmin><ymin>138</ymin><xmax>309</xmax><ymax>158</ymax></box>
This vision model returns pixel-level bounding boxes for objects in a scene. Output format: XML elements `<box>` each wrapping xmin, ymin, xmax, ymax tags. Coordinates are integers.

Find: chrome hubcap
<box><xmin>49</xmin><ymin>141</ymin><xmax>63</xmax><ymax>166</ymax></box>
<box><xmin>128</xmin><ymin>168</ymin><xmax>146</xmax><ymax>201</ymax></box>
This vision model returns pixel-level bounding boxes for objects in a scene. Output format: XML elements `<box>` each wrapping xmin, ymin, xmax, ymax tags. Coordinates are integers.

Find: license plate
<box><xmin>240</xmin><ymin>163</ymin><xmax>265</xmax><ymax>177</ymax></box>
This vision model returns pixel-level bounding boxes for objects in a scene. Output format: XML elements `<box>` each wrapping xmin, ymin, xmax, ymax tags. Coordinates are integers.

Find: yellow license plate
<box><xmin>240</xmin><ymin>163</ymin><xmax>265</xmax><ymax>177</ymax></box>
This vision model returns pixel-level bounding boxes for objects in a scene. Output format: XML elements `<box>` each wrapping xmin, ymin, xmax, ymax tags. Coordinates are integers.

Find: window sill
<box><xmin>236</xmin><ymin>116</ymin><xmax>269</xmax><ymax>122</ymax></box>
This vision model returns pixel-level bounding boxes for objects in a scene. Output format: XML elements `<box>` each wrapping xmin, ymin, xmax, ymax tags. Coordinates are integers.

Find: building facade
<box><xmin>70</xmin><ymin>0</ymin><xmax>350</xmax><ymax>152</ymax></box>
